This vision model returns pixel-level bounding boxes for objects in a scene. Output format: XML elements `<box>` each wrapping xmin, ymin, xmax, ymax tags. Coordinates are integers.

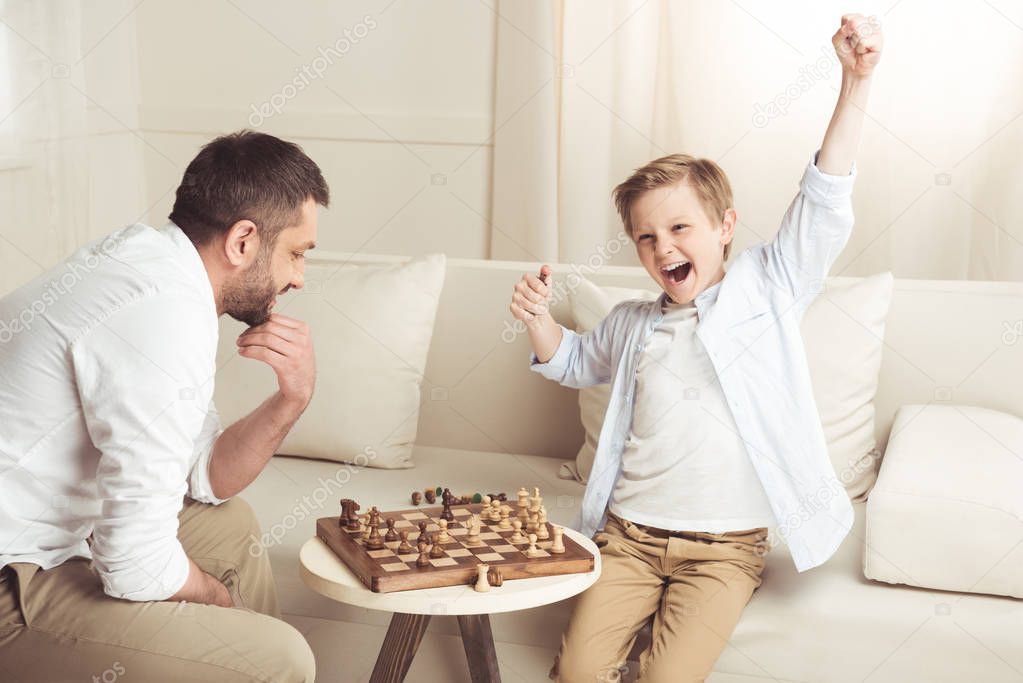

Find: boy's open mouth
<box><xmin>660</xmin><ymin>260</ymin><xmax>692</xmax><ymax>286</ymax></box>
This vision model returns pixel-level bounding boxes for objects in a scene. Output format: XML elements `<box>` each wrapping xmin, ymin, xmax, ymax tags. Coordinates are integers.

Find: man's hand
<box><xmin>236</xmin><ymin>313</ymin><xmax>315</xmax><ymax>409</ymax></box>
<box><xmin>833</xmin><ymin>14</ymin><xmax>883</xmax><ymax>79</ymax></box>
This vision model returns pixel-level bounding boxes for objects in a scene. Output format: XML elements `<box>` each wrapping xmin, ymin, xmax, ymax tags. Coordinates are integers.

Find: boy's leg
<box><xmin>177</xmin><ymin>496</ymin><xmax>279</xmax><ymax>617</ymax></box>
<box><xmin>555</xmin><ymin>514</ymin><xmax>668</xmax><ymax>683</ymax></box>
<box><xmin>638</xmin><ymin>527</ymin><xmax>769</xmax><ymax>683</ymax></box>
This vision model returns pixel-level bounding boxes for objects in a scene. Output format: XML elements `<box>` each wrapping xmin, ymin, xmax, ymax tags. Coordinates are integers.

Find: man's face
<box><xmin>223</xmin><ymin>197</ymin><xmax>318</xmax><ymax>326</ymax></box>
<box><xmin>630</xmin><ymin>182</ymin><xmax>733</xmax><ymax>305</ymax></box>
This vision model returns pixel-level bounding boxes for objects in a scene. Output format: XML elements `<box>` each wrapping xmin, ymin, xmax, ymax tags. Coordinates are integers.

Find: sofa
<box><xmin>218</xmin><ymin>252</ymin><xmax>1023</xmax><ymax>682</ymax></box>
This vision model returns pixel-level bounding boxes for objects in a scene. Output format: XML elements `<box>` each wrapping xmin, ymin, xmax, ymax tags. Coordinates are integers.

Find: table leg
<box><xmin>457</xmin><ymin>614</ymin><xmax>502</xmax><ymax>683</ymax></box>
<box><xmin>369</xmin><ymin>612</ymin><xmax>432</xmax><ymax>683</ymax></box>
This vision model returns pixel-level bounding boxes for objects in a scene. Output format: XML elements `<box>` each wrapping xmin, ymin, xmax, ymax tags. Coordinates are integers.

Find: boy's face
<box><xmin>630</xmin><ymin>182</ymin><xmax>735</xmax><ymax>305</ymax></box>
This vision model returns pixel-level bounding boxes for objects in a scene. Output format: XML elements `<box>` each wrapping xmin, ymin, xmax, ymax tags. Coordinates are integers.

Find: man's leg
<box><xmin>178</xmin><ymin>496</ymin><xmax>279</xmax><ymax>617</ymax></box>
<box><xmin>638</xmin><ymin>527</ymin><xmax>769</xmax><ymax>683</ymax></box>
<box><xmin>555</xmin><ymin>515</ymin><xmax>667</xmax><ymax>683</ymax></box>
<box><xmin>0</xmin><ymin>560</ymin><xmax>314</xmax><ymax>682</ymax></box>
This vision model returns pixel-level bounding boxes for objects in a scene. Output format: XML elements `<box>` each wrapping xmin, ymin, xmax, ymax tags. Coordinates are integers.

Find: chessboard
<box><xmin>316</xmin><ymin>504</ymin><xmax>594</xmax><ymax>593</ymax></box>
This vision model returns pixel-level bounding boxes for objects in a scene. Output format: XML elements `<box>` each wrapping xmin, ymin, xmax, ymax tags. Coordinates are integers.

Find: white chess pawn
<box><xmin>436</xmin><ymin>519</ymin><xmax>451</xmax><ymax>544</ymax></box>
<box><xmin>550</xmin><ymin>525</ymin><xmax>565</xmax><ymax>554</ymax></box>
<box><xmin>498</xmin><ymin>505</ymin><xmax>512</xmax><ymax>530</ymax></box>
<box><xmin>510</xmin><ymin>519</ymin><xmax>526</xmax><ymax>543</ymax></box>
<box><xmin>474</xmin><ymin>564</ymin><xmax>491</xmax><ymax>593</ymax></box>
<box><xmin>489</xmin><ymin>499</ymin><xmax>502</xmax><ymax>522</ymax></box>
<box><xmin>525</xmin><ymin>533</ymin><xmax>543</xmax><ymax>558</ymax></box>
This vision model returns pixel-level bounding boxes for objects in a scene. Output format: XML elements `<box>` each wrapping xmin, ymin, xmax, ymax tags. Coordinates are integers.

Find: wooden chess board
<box><xmin>316</xmin><ymin>504</ymin><xmax>595</xmax><ymax>593</ymax></box>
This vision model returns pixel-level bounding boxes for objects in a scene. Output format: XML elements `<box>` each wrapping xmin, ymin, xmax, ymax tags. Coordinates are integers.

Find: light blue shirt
<box><xmin>530</xmin><ymin>152</ymin><xmax>857</xmax><ymax>572</ymax></box>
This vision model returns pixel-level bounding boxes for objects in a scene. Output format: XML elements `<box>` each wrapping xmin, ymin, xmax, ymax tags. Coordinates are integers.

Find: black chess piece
<box><xmin>416</xmin><ymin>539</ymin><xmax>430</xmax><ymax>568</ymax></box>
<box><xmin>441</xmin><ymin>488</ymin><xmax>455</xmax><ymax>522</ymax></box>
<box><xmin>384</xmin><ymin>518</ymin><xmax>398</xmax><ymax>542</ymax></box>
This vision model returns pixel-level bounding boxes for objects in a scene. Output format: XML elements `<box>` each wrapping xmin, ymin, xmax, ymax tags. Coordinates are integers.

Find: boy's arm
<box><xmin>511</xmin><ymin>266</ymin><xmax>618</xmax><ymax>388</ymax></box>
<box><xmin>817</xmin><ymin>14</ymin><xmax>882</xmax><ymax>175</ymax></box>
<box><xmin>762</xmin><ymin>14</ymin><xmax>882</xmax><ymax>310</ymax></box>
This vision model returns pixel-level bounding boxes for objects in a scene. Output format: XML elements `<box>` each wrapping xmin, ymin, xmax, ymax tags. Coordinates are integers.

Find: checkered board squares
<box><xmin>315</xmin><ymin>503</ymin><xmax>595</xmax><ymax>593</ymax></box>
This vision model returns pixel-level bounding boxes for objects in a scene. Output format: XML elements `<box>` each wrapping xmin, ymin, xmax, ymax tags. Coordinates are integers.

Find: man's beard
<box><xmin>223</xmin><ymin>248</ymin><xmax>277</xmax><ymax>327</ymax></box>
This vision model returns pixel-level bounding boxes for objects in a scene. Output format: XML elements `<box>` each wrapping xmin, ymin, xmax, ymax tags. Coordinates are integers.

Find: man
<box><xmin>0</xmin><ymin>131</ymin><xmax>326</xmax><ymax>681</ymax></box>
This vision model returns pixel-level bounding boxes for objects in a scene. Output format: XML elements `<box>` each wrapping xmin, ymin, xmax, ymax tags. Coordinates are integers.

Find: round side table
<box><xmin>299</xmin><ymin>527</ymin><xmax>601</xmax><ymax>683</ymax></box>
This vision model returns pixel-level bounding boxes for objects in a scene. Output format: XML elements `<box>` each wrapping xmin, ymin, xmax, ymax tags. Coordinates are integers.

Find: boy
<box><xmin>509</xmin><ymin>15</ymin><xmax>882</xmax><ymax>682</ymax></box>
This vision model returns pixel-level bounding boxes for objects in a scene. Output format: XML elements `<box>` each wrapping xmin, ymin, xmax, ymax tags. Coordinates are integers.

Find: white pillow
<box><xmin>564</xmin><ymin>273</ymin><xmax>894</xmax><ymax>501</ymax></box>
<box><xmin>213</xmin><ymin>253</ymin><xmax>446</xmax><ymax>468</ymax></box>
<box><xmin>864</xmin><ymin>404</ymin><xmax>1023</xmax><ymax>599</ymax></box>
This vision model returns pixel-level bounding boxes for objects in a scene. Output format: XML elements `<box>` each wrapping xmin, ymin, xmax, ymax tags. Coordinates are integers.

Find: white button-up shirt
<box><xmin>531</xmin><ymin>152</ymin><xmax>857</xmax><ymax>572</ymax></box>
<box><xmin>0</xmin><ymin>223</ymin><xmax>226</xmax><ymax>600</ymax></box>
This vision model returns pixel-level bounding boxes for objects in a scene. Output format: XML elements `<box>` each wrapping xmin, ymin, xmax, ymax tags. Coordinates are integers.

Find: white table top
<box><xmin>299</xmin><ymin>526</ymin><xmax>602</xmax><ymax>615</ymax></box>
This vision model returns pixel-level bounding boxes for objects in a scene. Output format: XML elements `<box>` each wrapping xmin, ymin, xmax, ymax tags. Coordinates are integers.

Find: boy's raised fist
<box><xmin>833</xmin><ymin>13</ymin><xmax>883</xmax><ymax>78</ymax></box>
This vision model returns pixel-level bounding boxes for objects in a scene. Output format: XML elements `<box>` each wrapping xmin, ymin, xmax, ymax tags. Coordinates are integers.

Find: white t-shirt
<box><xmin>610</xmin><ymin>296</ymin><xmax>774</xmax><ymax>533</ymax></box>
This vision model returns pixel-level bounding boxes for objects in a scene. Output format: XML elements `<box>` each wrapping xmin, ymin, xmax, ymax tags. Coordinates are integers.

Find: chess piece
<box><xmin>425</xmin><ymin>489</ymin><xmax>436</xmax><ymax>504</ymax></box>
<box><xmin>365</xmin><ymin>517</ymin><xmax>385</xmax><ymax>551</ymax></box>
<box><xmin>498</xmin><ymin>505</ymin><xmax>512</xmax><ymax>530</ymax></box>
<box><xmin>340</xmin><ymin>499</ymin><xmax>361</xmax><ymax>531</ymax></box>
<box><xmin>416</xmin><ymin>539</ymin><xmax>430</xmax><ymax>568</ymax></box>
<box><xmin>465</xmin><ymin>514</ymin><xmax>484</xmax><ymax>547</ymax></box>
<box><xmin>481</xmin><ymin>494</ymin><xmax>491</xmax><ymax>507</ymax></box>
<box><xmin>527</xmin><ymin>509</ymin><xmax>538</xmax><ymax>534</ymax></box>
<box><xmin>441</xmin><ymin>488</ymin><xmax>455</xmax><ymax>522</ymax></box>
<box><xmin>430</xmin><ymin>534</ymin><xmax>446</xmax><ymax>558</ymax></box>
<box><xmin>411</xmin><ymin>491</ymin><xmax>422</xmax><ymax>505</ymax></box>
<box><xmin>517</xmin><ymin>487</ymin><xmax>530</xmax><ymax>526</ymax></box>
<box><xmin>384</xmin><ymin>518</ymin><xmax>398</xmax><ymax>542</ymax></box>
<box><xmin>359</xmin><ymin>515</ymin><xmax>370</xmax><ymax>541</ymax></box>
<box><xmin>474</xmin><ymin>564</ymin><xmax>490</xmax><ymax>592</ymax></box>
<box><xmin>531</xmin><ymin>486</ymin><xmax>542</xmax><ymax>511</ymax></box>
<box><xmin>436</xmin><ymin>519</ymin><xmax>451</xmax><ymax>544</ymax></box>
<box><xmin>510</xmin><ymin>519</ymin><xmax>526</xmax><ymax>544</ymax></box>
<box><xmin>536</xmin><ymin>506</ymin><xmax>549</xmax><ymax>540</ymax></box>
<box><xmin>397</xmin><ymin>530</ymin><xmax>414</xmax><ymax>554</ymax></box>
<box><xmin>489</xmin><ymin>499</ymin><xmax>502</xmax><ymax>523</ymax></box>
<box><xmin>525</xmin><ymin>533</ymin><xmax>543</xmax><ymax>558</ymax></box>
<box><xmin>550</xmin><ymin>525</ymin><xmax>565</xmax><ymax>554</ymax></box>
<box><xmin>417</xmin><ymin>520</ymin><xmax>429</xmax><ymax>541</ymax></box>
<box><xmin>487</xmin><ymin>566</ymin><xmax>504</xmax><ymax>587</ymax></box>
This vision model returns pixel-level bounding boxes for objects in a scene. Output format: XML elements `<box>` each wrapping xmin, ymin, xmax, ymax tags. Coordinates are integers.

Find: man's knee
<box><xmin>261</xmin><ymin>618</ymin><xmax>316</xmax><ymax>683</ymax></box>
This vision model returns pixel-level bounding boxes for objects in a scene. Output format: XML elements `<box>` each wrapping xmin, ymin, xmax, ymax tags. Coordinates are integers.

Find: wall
<box><xmin>132</xmin><ymin>0</ymin><xmax>497</xmax><ymax>260</ymax></box>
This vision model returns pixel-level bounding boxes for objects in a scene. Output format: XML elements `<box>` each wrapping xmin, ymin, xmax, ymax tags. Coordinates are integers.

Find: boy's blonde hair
<box><xmin>613</xmin><ymin>154</ymin><xmax>734</xmax><ymax>261</ymax></box>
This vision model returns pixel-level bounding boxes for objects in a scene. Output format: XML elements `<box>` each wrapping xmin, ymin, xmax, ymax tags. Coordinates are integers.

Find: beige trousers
<box><xmin>555</xmin><ymin>513</ymin><xmax>770</xmax><ymax>683</ymax></box>
<box><xmin>0</xmin><ymin>497</ymin><xmax>315</xmax><ymax>683</ymax></box>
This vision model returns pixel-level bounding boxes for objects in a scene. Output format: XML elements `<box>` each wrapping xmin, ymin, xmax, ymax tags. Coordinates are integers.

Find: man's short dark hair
<box><xmin>169</xmin><ymin>130</ymin><xmax>329</xmax><ymax>247</ymax></box>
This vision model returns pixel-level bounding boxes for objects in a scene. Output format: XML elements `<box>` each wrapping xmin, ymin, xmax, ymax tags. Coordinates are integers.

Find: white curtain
<box><xmin>490</xmin><ymin>0</ymin><xmax>1023</xmax><ymax>281</ymax></box>
<box><xmin>0</xmin><ymin>0</ymin><xmax>145</xmax><ymax>295</ymax></box>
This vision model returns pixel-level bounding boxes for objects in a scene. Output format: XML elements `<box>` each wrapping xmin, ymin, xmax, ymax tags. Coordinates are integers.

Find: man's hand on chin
<box><xmin>236</xmin><ymin>313</ymin><xmax>316</xmax><ymax>411</ymax></box>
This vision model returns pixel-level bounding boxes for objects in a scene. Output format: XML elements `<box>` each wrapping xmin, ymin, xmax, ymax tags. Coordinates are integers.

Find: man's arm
<box><xmin>817</xmin><ymin>14</ymin><xmax>883</xmax><ymax>175</ymax></box>
<box><xmin>208</xmin><ymin>313</ymin><xmax>314</xmax><ymax>500</ymax></box>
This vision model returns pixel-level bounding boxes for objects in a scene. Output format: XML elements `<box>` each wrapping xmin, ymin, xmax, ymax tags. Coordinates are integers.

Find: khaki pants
<box><xmin>555</xmin><ymin>513</ymin><xmax>770</xmax><ymax>683</ymax></box>
<box><xmin>0</xmin><ymin>497</ymin><xmax>315</xmax><ymax>683</ymax></box>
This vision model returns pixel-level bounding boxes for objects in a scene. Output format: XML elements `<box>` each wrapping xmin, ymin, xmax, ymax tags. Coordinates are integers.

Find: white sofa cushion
<box><xmin>214</xmin><ymin>253</ymin><xmax>446</xmax><ymax>468</ymax></box>
<box><xmin>564</xmin><ymin>273</ymin><xmax>893</xmax><ymax>500</ymax></box>
<box><xmin>864</xmin><ymin>404</ymin><xmax>1023</xmax><ymax>599</ymax></box>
